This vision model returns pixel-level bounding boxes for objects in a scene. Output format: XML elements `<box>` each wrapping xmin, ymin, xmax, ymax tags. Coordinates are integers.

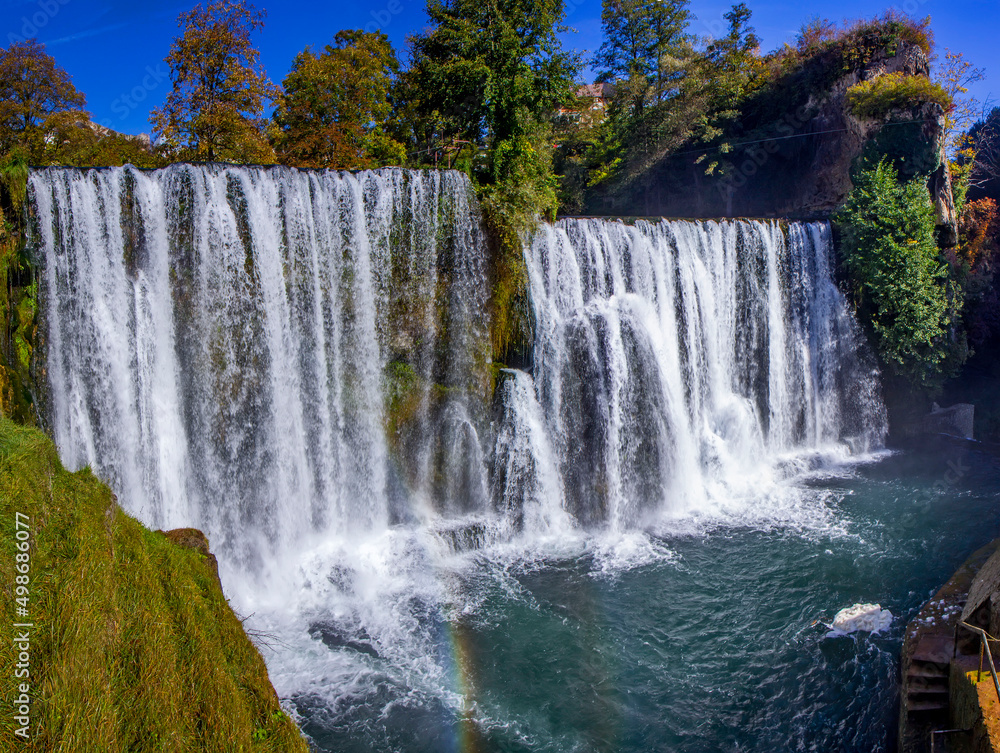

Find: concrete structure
<box><xmin>924</xmin><ymin>404</ymin><xmax>976</xmax><ymax>441</ymax></box>
<box><xmin>900</xmin><ymin>540</ymin><xmax>1000</xmax><ymax>753</ymax></box>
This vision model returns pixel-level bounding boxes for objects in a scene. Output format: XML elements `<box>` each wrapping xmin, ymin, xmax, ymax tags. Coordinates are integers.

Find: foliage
<box><xmin>679</xmin><ymin>2</ymin><xmax>765</xmax><ymax>178</ymax></box>
<box><xmin>956</xmin><ymin>198</ymin><xmax>998</xmax><ymax>268</ymax></box>
<box><xmin>0</xmin><ymin>40</ymin><xmax>88</xmax><ymax>164</ymax></box>
<box><xmin>0</xmin><ymin>150</ymin><xmax>35</xmax><ymax>423</ymax></box>
<box><xmin>593</xmin><ymin>0</ymin><xmax>692</xmax><ymax>109</ymax></box>
<box><xmin>573</xmin><ymin>9</ymin><xmax>948</xmax><ymax>214</ymax></box>
<box><xmin>406</xmin><ymin>0</ymin><xmax>577</xmax><ymax>172</ymax></box>
<box><xmin>579</xmin><ymin>0</ymin><xmax>710</xmax><ymax>192</ymax></box>
<box><xmin>406</xmin><ymin>0</ymin><xmax>578</xmax><ymax>358</ymax></box>
<box><xmin>764</xmin><ymin>13</ymin><xmax>933</xmax><ymax>90</ymax></box>
<box><xmin>795</xmin><ymin>17</ymin><xmax>838</xmax><ymax>52</ymax></box>
<box><xmin>0</xmin><ymin>40</ymin><xmax>164</xmax><ymax>168</ymax></box>
<box><xmin>61</xmin><ymin>133</ymin><xmax>169</xmax><ymax>169</ymax></box>
<box><xmin>965</xmin><ymin>108</ymin><xmax>1000</xmax><ymax>203</ymax></box>
<box><xmin>703</xmin><ymin>3</ymin><xmax>763</xmax><ymax>113</ymax></box>
<box><xmin>0</xmin><ymin>418</ymin><xmax>308</xmax><ymax>751</ymax></box>
<box><xmin>953</xmin><ymin>198</ymin><xmax>1000</xmax><ymax>348</ymax></box>
<box><xmin>274</xmin><ymin>30</ymin><xmax>405</xmax><ymax>169</ymax></box>
<box><xmin>835</xmin><ymin>159</ymin><xmax>958</xmax><ymax>389</ymax></box>
<box><xmin>478</xmin><ymin>128</ymin><xmax>554</xmax><ymax>357</ymax></box>
<box><xmin>151</xmin><ymin>0</ymin><xmax>278</xmax><ymax>163</ymax></box>
<box><xmin>836</xmin><ymin>13</ymin><xmax>932</xmax><ymax>69</ymax></box>
<box><xmin>847</xmin><ymin>72</ymin><xmax>952</xmax><ymax>120</ymax></box>
<box><xmin>934</xmin><ymin>50</ymin><xmax>986</xmax><ymax>160</ymax></box>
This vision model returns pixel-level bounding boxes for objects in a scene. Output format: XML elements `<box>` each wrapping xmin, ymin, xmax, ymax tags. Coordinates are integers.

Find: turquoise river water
<box><xmin>289</xmin><ymin>439</ymin><xmax>1000</xmax><ymax>753</ymax></box>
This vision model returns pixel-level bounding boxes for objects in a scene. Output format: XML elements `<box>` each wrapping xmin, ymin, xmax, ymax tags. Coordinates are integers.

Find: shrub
<box><xmin>0</xmin><ymin>150</ymin><xmax>35</xmax><ymax>423</ymax></box>
<box><xmin>769</xmin><ymin>13</ymin><xmax>933</xmax><ymax>79</ymax></box>
<box><xmin>835</xmin><ymin>159</ymin><xmax>958</xmax><ymax>389</ymax></box>
<box><xmin>839</xmin><ymin>13</ymin><xmax>933</xmax><ymax>66</ymax></box>
<box><xmin>848</xmin><ymin>72</ymin><xmax>952</xmax><ymax>119</ymax></box>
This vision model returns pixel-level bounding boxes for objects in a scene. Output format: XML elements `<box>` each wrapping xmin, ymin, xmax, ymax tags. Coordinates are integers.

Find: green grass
<box><xmin>0</xmin><ymin>418</ymin><xmax>308</xmax><ymax>752</ymax></box>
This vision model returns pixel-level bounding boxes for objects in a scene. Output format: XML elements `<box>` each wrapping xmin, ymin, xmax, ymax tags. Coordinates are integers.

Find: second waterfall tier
<box><xmin>504</xmin><ymin>218</ymin><xmax>887</xmax><ymax>532</ymax></box>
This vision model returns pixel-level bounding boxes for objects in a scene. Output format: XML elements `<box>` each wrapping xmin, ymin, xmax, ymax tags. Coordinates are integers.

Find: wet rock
<box><xmin>308</xmin><ymin>623</ymin><xmax>381</xmax><ymax>659</ymax></box>
<box><xmin>923</xmin><ymin>403</ymin><xmax>975</xmax><ymax>440</ymax></box>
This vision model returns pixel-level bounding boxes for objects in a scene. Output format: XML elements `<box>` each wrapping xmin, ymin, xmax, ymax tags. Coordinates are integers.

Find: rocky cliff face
<box><xmin>586</xmin><ymin>42</ymin><xmax>958</xmax><ymax>246</ymax></box>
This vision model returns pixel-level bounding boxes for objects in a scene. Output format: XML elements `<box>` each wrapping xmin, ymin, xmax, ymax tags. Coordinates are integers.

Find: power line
<box><xmin>664</xmin><ymin>117</ymin><xmax>937</xmax><ymax>161</ymax></box>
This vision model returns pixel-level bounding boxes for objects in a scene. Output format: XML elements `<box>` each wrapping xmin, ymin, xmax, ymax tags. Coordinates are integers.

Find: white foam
<box><xmin>827</xmin><ymin>603</ymin><xmax>893</xmax><ymax>636</ymax></box>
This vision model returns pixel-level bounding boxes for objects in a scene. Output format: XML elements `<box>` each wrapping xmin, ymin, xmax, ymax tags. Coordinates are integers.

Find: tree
<box><xmin>835</xmin><ymin>159</ymin><xmax>958</xmax><ymax>389</ymax></box>
<box><xmin>582</xmin><ymin>0</ymin><xmax>701</xmax><ymax>193</ymax></box>
<box><xmin>955</xmin><ymin>198</ymin><xmax>1000</xmax><ymax>347</ymax></box>
<box><xmin>935</xmin><ymin>50</ymin><xmax>986</xmax><ymax>158</ymax></box>
<box><xmin>407</xmin><ymin>0</ymin><xmax>579</xmax><ymax>213</ymax></box>
<box><xmin>405</xmin><ymin>0</ymin><xmax>578</xmax><ymax>360</ymax></box>
<box><xmin>274</xmin><ymin>31</ymin><xmax>404</xmax><ymax>169</ymax></box>
<box><xmin>0</xmin><ymin>39</ymin><xmax>88</xmax><ymax>162</ymax></box>
<box><xmin>704</xmin><ymin>3</ymin><xmax>762</xmax><ymax>113</ymax></box>
<box><xmin>151</xmin><ymin>0</ymin><xmax>278</xmax><ymax>163</ymax></box>
<box><xmin>593</xmin><ymin>0</ymin><xmax>692</xmax><ymax>110</ymax></box>
<box><xmin>967</xmin><ymin>108</ymin><xmax>1000</xmax><ymax>201</ymax></box>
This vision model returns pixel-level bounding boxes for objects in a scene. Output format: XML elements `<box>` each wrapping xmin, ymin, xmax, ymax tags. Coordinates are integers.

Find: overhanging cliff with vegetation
<box><xmin>559</xmin><ymin>14</ymin><xmax>956</xmax><ymax>232</ymax></box>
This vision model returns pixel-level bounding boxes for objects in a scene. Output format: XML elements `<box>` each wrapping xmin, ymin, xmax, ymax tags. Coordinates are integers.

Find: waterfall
<box><xmin>28</xmin><ymin>166</ymin><xmax>891</xmax><ymax>746</ymax></box>
<box><xmin>520</xmin><ymin>218</ymin><xmax>887</xmax><ymax>530</ymax></box>
<box><xmin>29</xmin><ymin>164</ymin><xmax>493</xmax><ymax>566</ymax></box>
<box><xmin>28</xmin><ymin>165</ymin><xmax>886</xmax><ymax>562</ymax></box>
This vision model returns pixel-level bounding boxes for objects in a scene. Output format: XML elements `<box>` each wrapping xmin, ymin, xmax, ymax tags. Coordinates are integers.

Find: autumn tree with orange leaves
<box><xmin>274</xmin><ymin>30</ymin><xmax>405</xmax><ymax>169</ymax></box>
<box><xmin>151</xmin><ymin>0</ymin><xmax>278</xmax><ymax>163</ymax></box>
<box><xmin>0</xmin><ymin>39</ymin><xmax>88</xmax><ymax>163</ymax></box>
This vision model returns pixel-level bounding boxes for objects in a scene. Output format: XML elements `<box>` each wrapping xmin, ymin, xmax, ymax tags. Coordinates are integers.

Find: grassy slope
<box><xmin>0</xmin><ymin>418</ymin><xmax>308</xmax><ymax>752</ymax></box>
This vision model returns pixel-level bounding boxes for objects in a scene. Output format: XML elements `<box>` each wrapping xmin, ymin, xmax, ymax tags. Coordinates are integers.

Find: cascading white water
<box><xmin>29</xmin><ymin>164</ymin><xmax>493</xmax><ymax>567</ymax></box>
<box><xmin>29</xmin><ymin>165</ymin><xmax>891</xmax><ymax>749</ymax></box>
<box><xmin>519</xmin><ymin>218</ymin><xmax>887</xmax><ymax>530</ymax></box>
<box><xmin>29</xmin><ymin>166</ymin><xmax>887</xmax><ymax>553</ymax></box>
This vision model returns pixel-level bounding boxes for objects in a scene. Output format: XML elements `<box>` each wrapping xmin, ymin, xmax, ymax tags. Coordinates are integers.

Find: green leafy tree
<box><xmin>406</xmin><ymin>0</ymin><xmax>578</xmax><ymax>359</ymax></box>
<box><xmin>704</xmin><ymin>3</ymin><xmax>762</xmax><ymax>113</ymax></box>
<box><xmin>835</xmin><ymin>159</ymin><xmax>959</xmax><ymax>389</ymax></box>
<box><xmin>407</xmin><ymin>0</ymin><xmax>578</xmax><ymax>197</ymax></box>
<box><xmin>583</xmin><ymin>0</ymin><xmax>700</xmax><ymax>193</ymax></box>
<box><xmin>593</xmin><ymin>0</ymin><xmax>692</xmax><ymax>110</ymax></box>
<box><xmin>151</xmin><ymin>0</ymin><xmax>278</xmax><ymax>163</ymax></box>
<box><xmin>0</xmin><ymin>39</ymin><xmax>88</xmax><ymax>163</ymax></box>
<box><xmin>274</xmin><ymin>31</ymin><xmax>405</xmax><ymax>169</ymax></box>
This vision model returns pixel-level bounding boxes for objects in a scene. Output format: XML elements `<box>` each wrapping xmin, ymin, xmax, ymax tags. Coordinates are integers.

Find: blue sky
<box><xmin>1</xmin><ymin>0</ymin><xmax>997</xmax><ymax>136</ymax></box>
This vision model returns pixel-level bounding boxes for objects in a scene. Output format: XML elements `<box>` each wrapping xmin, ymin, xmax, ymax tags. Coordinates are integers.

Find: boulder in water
<box><xmin>309</xmin><ymin>623</ymin><xmax>381</xmax><ymax>659</ymax></box>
